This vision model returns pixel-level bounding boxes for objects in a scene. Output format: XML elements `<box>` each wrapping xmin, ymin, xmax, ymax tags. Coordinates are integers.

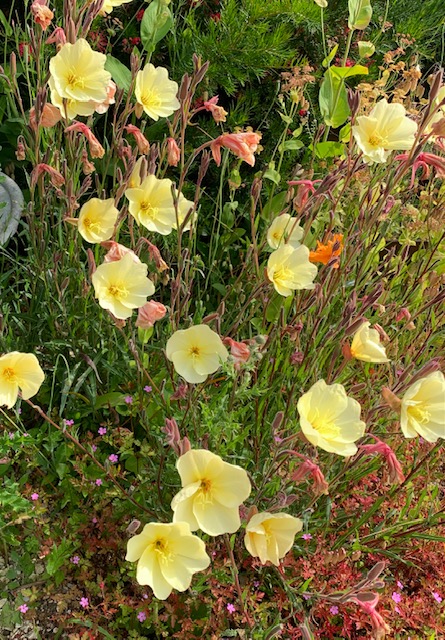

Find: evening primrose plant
<box><xmin>0</xmin><ymin>0</ymin><xmax>445</xmax><ymax>637</ymax></box>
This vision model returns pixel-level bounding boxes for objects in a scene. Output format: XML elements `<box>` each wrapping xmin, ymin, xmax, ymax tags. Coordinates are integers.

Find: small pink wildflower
<box><xmin>95</xmin><ymin>478</ymin><xmax>103</xmax><ymax>486</ymax></box>
<box><xmin>301</xmin><ymin>533</ymin><xmax>312</xmax><ymax>540</ymax></box>
<box><xmin>64</xmin><ymin>419</ymin><xmax>74</xmax><ymax>426</ymax></box>
<box><xmin>137</xmin><ymin>611</ymin><xmax>147</xmax><ymax>622</ymax></box>
<box><xmin>80</xmin><ymin>597</ymin><xmax>89</xmax><ymax>609</ymax></box>
<box><xmin>71</xmin><ymin>556</ymin><xmax>80</xmax><ymax>565</ymax></box>
<box><xmin>18</xmin><ymin>604</ymin><xmax>28</xmax><ymax>614</ymax></box>
<box><xmin>392</xmin><ymin>592</ymin><xmax>402</xmax><ymax>604</ymax></box>
<box><xmin>227</xmin><ymin>603</ymin><xmax>236</xmax><ymax>614</ymax></box>
<box><xmin>92</xmin><ymin>445</ymin><xmax>97</xmax><ymax>452</ymax></box>
<box><xmin>109</xmin><ymin>454</ymin><xmax>118</xmax><ymax>463</ymax></box>
<box><xmin>92</xmin><ymin>517</ymin><xmax>98</xmax><ymax>524</ymax></box>
<box><xmin>433</xmin><ymin>591</ymin><xmax>443</xmax><ymax>603</ymax></box>
<box><xmin>144</xmin><ymin>385</ymin><xmax>152</xmax><ymax>393</ymax></box>
<box><xmin>30</xmin><ymin>493</ymin><xmax>39</xmax><ymax>501</ymax></box>
<box><xmin>330</xmin><ymin>605</ymin><xmax>339</xmax><ymax>615</ymax></box>
<box><xmin>124</xmin><ymin>396</ymin><xmax>133</xmax><ymax>404</ymax></box>
<box><xmin>98</xmin><ymin>427</ymin><xmax>107</xmax><ymax>436</ymax></box>
<box><xmin>397</xmin><ymin>581</ymin><xmax>404</xmax><ymax>589</ymax></box>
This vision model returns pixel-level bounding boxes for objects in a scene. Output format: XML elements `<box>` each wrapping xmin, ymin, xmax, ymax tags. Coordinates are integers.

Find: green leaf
<box><xmin>104</xmin><ymin>56</ymin><xmax>132</xmax><ymax>92</ymax></box>
<box><xmin>0</xmin><ymin>10</ymin><xmax>12</xmax><ymax>37</ymax></box>
<box><xmin>263</xmin><ymin>167</ymin><xmax>281</xmax><ymax>185</ymax></box>
<box><xmin>358</xmin><ymin>40</ymin><xmax>375</xmax><ymax>58</ymax></box>
<box><xmin>319</xmin><ymin>67</ymin><xmax>350</xmax><ymax>128</ymax></box>
<box><xmin>141</xmin><ymin>0</ymin><xmax>173</xmax><ymax>53</ymax></box>
<box><xmin>46</xmin><ymin>540</ymin><xmax>72</xmax><ymax>577</ymax></box>
<box><xmin>330</xmin><ymin>64</ymin><xmax>368</xmax><ymax>79</ymax></box>
<box><xmin>0</xmin><ymin>172</ymin><xmax>24</xmax><ymax>246</ymax></box>
<box><xmin>322</xmin><ymin>44</ymin><xmax>339</xmax><ymax>68</ymax></box>
<box><xmin>94</xmin><ymin>392</ymin><xmax>126</xmax><ymax>409</ymax></box>
<box><xmin>339</xmin><ymin>123</ymin><xmax>351</xmax><ymax>142</ymax></box>
<box><xmin>313</xmin><ymin>141</ymin><xmax>346</xmax><ymax>158</ymax></box>
<box><xmin>348</xmin><ymin>0</ymin><xmax>373</xmax><ymax>30</ymax></box>
<box><xmin>278</xmin><ymin>139</ymin><xmax>304</xmax><ymax>152</ymax></box>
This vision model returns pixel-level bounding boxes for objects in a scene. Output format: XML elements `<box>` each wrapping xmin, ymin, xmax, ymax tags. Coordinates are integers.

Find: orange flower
<box><xmin>309</xmin><ymin>234</ymin><xmax>343</xmax><ymax>268</ymax></box>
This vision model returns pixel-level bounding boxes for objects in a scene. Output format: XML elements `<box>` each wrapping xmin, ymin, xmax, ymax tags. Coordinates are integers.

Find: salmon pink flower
<box><xmin>125</xmin><ymin>125</ymin><xmax>150</xmax><ymax>155</ymax></box>
<box><xmin>101</xmin><ymin>241</ymin><xmax>141</xmax><ymax>264</ymax></box>
<box><xmin>93</xmin><ymin>80</ymin><xmax>116</xmax><ymax>115</ymax></box>
<box><xmin>31</xmin><ymin>0</ymin><xmax>54</xmax><ymax>30</ymax></box>
<box><xmin>395</xmin><ymin>151</ymin><xmax>445</xmax><ymax>187</ymax></box>
<box><xmin>29</xmin><ymin>103</ymin><xmax>61</xmax><ymax>129</ymax></box>
<box><xmin>211</xmin><ymin>131</ymin><xmax>262</xmax><ymax>167</ymax></box>
<box><xmin>288</xmin><ymin>179</ymin><xmax>321</xmax><ymax>211</ymax></box>
<box><xmin>31</xmin><ymin>163</ymin><xmax>64</xmax><ymax>188</ymax></box>
<box><xmin>291</xmin><ymin>458</ymin><xmax>329</xmax><ymax>495</ymax></box>
<box><xmin>360</xmin><ymin>437</ymin><xmax>405</xmax><ymax>484</ymax></box>
<box><xmin>46</xmin><ymin>27</ymin><xmax>66</xmax><ymax>49</ymax></box>
<box><xmin>166</xmin><ymin>138</ymin><xmax>181</xmax><ymax>167</ymax></box>
<box><xmin>171</xmin><ymin>449</ymin><xmax>251</xmax><ymax>535</ymax></box>
<box><xmin>65</xmin><ymin>121</ymin><xmax>105</xmax><ymax>158</ymax></box>
<box><xmin>136</xmin><ymin>301</ymin><xmax>167</xmax><ymax>329</ymax></box>
<box><xmin>203</xmin><ymin>96</ymin><xmax>228</xmax><ymax>123</ymax></box>
<box><xmin>223</xmin><ymin>337</ymin><xmax>250</xmax><ymax>370</ymax></box>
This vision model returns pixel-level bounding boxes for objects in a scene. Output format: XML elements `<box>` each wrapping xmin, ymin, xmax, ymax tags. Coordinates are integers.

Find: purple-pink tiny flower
<box><xmin>397</xmin><ymin>581</ymin><xmax>404</xmax><ymax>590</ymax></box>
<box><xmin>108</xmin><ymin>454</ymin><xmax>118</xmax><ymax>463</ymax></box>
<box><xmin>330</xmin><ymin>605</ymin><xmax>339</xmax><ymax>615</ymax></box>
<box><xmin>301</xmin><ymin>533</ymin><xmax>312</xmax><ymax>540</ymax></box>
<box><xmin>64</xmin><ymin>419</ymin><xmax>74</xmax><ymax>426</ymax></box>
<box><xmin>392</xmin><ymin>592</ymin><xmax>402</xmax><ymax>604</ymax></box>
<box><xmin>92</xmin><ymin>444</ymin><xmax>97</xmax><ymax>452</ymax></box>
<box><xmin>92</xmin><ymin>517</ymin><xmax>98</xmax><ymax>524</ymax></box>
<box><xmin>144</xmin><ymin>385</ymin><xmax>152</xmax><ymax>393</ymax></box>
<box><xmin>8</xmin><ymin>432</ymin><xmax>14</xmax><ymax>439</ymax></box>
<box><xmin>226</xmin><ymin>603</ymin><xmax>236</xmax><ymax>614</ymax></box>
<box><xmin>95</xmin><ymin>478</ymin><xmax>103</xmax><ymax>486</ymax></box>
<box><xmin>71</xmin><ymin>556</ymin><xmax>80</xmax><ymax>565</ymax></box>
<box><xmin>124</xmin><ymin>395</ymin><xmax>133</xmax><ymax>404</ymax></box>
<box><xmin>98</xmin><ymin>427</ymin><xmax>107</xmax><ymax>436</ymax></box>
<box><xmin>18</xmin><ymin>604</ymin><xmax>28</xmax><ymax>614</ymax></box>
<box><xmin>80</xmin><ymin>597</ymin><xmax>89</xmax><ymax>609</ymax></box>
<box><xmin>30</xmin><ymin>493</ymin><xmax>39</xmax><ymax>501</ymax></box>
<box><xmin>433</xmin><ymin>591</ymin><xmax>443</xmax><ymax>603</ymax></box>
<box><xmin>137</xmin><ymin>611</ymin><xmax>147</xmax><ymax>622</ymax></box>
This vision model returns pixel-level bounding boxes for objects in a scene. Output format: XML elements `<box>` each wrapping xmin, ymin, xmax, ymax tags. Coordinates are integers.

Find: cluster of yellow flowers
<box><xmin>126</xmin><ymin>449</ymin><xmax>302</xmax><ymax>599</ymax></box>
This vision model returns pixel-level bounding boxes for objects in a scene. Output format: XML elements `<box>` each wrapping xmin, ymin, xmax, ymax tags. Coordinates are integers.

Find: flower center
<box><xmin>83</xmin><ymin>217</ymin><xmax>101</xmax><ymax>234</ymax></box>
<box><xmin>408</xmin><ymin>404</ymin><xmax>430</xmax><ymax>425</ymax></box>
<box><xmin>273</xmin><ymin>266</ymin><xmax>293</xmax><ymax>285</ymax></box>
<box><xmin>140</xmin><ymin>201</ymin><xmax>159</xmax><ymax>221</ymax></box>
<box><xmin>196</xmin><ymin>478</ymin><xmax>214</xmax><ymax>504</ymax></box>
<box><xmin>189</xmin><ymin>345</ymin><xmax>201</xmax><ymax>358</ymax></box>
<box><xmin>2</xmin><ymin>367</ymin><xmax>17</xmax><ymax>382</ymax></box>
<box><xmin>107</xmin><ymin>283</ymin><xmax>128</xmax><ymax>300</ymax></box>
<box><xmin>140</xmin><ymin>90</ymin><xmax>161</xmax><ymax>110</ymax></box>
<box><xmin>153</xmin><ymin>538</ymin><xmax>173</xmax><ymax>565</ymax></box>
<box><xmin>311</xmin><ymin>411</ymin><xmax>340</xmax><ymax>439</ymax></box>
<box><xmin>368</xmin><ymin>132</ymin><xmax>388</xmax><ymax>148</ymax></box>
<box><xmin>67</xmin><ymin>71</ymin><xmax>85</xmax><ymax>90</ymax></box>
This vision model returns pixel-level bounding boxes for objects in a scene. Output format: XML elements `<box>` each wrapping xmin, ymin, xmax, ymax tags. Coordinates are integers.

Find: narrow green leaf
<box><xmin>322</xmin><ymin>44</ymin><xmax>339</xmax><ymax>68</ymax></box>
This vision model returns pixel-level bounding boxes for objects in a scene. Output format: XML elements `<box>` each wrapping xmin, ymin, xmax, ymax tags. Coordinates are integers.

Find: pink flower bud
<box><xmin>65</xmin><ymin>122</ymin><xmax>105</xmax><ymax>159</ymax></box>
<box><xmin>223</xmin><ymin>337</ymin><xmax>250</xmax><ymax>369</ymax></box>
<box><xmin>101</xmin><ymin>241</ymin><xmax>140</xmax><ymax>264</ymax></box>
<box><xmin>395</xmin><ymin>307</ymin><xmax>411</xmax><ymax>322</ymax></box>
<box><xmin>31</xmin><ymin>163</ymin><xmax>64</xmax><ymax>188</ymax></box>
<box><xmin>292</xmin><ymin>458</ymin><xmax>329</xmax><ymax>495</ymax></box>
<box><xmin>167</xmin><ymin>137</ymin><xmax>181</xmax><ymax>167</ymax></box>
<box><xmin>203</xmin><ymin>96</ymin><xmax>228</xmax><ymax>123</ymax></box>
<box><xmin>135</xmin><ymin>301</ymin><xmax>167</xmax><ymax>329</ymax></box>
<box><xmin>211</xmin><ymin>131</ymin><xmax>262</xmax><ymax>167</ymax></box>
<box><xmin>125</xmin><ymin>124</ymin><xmax>150</xmax><ymax>155</ymax></box>
<box><xmin>46</xmin><ymin>27</ymin><xmax>66</xmax><ymax>49</ymax></box>
<box><xmin>29</xmin><ymin>103</ymin><xmax>61</xmax><ymax>129</ymax></box>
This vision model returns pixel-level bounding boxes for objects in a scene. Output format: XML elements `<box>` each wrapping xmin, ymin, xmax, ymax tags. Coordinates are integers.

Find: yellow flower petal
<box><xmin>0</xmin><ymin>352</ymin><xmax>45</xmax><ymax>408</ymax></box>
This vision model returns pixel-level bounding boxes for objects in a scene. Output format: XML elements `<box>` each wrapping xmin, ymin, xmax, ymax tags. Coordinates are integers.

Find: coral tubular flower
<box><xmin>394</xmin><ymin>151</ymin><xmax>445</xmax><ymax>187</ymax></box>
<box><xmin>400</xmin><ymin>371</ymin><xmax>445</xmax><ymax>442</ymax></box>
<box><xmin>101</xmin><ymin>241</ymin><xmax>140</xmax><ymax>264</ymax></box>
<box><xmin>125</xmin><ymin>174</ymin><xmax>194</xmax><ymax>235</ymax></box>
<box><xmin>91</xmin><ymin>253</ymin><xmax>155</xmax><ymax>320</ymax></box>
<box><xmin>0</xmin><ymin>352</ymin><xmax>45</xmax><ymax>408</ymax></box>
<box><xmin>77</xmin><ymin>198</ymin><xmax>119</xmax><ymax>244</ymax></box>
<box><xmin>297</xmin><ymin>379</ymin><xmax>366</xmax><ymax>456</ymax></box>
<box><xmin>309</xmin><ymin>234</ymin><xmax>343</xmax><ymax>268</ymax></box>
<box><xmin>31</xmin><ymin>0</ymin><xmax>54</xmax><ymax>30</ymax></box>
<box><xmin>29</xmin><ymin>103</ymin><xmax>61</xmax><ymax>129</ymax></box>
<box><xmin>211</xmin><ymin>131</ymin><xmax>262</xmax><ymax>167</ymax></box>
<box><xmin>267</xmin><ymin>245</ymin><xmax>317</xmax><ymax>297</ymax></box>
<box><xmin>135</xmin><ymin>64</ymin><xmax>180</xmax><ymax>121</ymax></box>
<box><xmin>203</xmin><ymin>96</ymin><xmax>228</xmax><ymax>123</ymax></box>
<box><xmin>350</xmin><ymin>321</ymin><xmax>389</xmax><ymax>363</ymax></box>
<box><xmin>125</xmin><ymin>521</ymin><xmax>210</xmax><ymax>599</ymax></box>
<box><xmin>93</xmin><ymin>80</ymin><xmax>116</xmax><ymax>115</ymax></box>
<box><xmin>244</xmin><ymin>512</ymin><xmax>302</xmax><ymax>565</ymax></box>
<box><xmin>65</xmin><ymin>121</ymin><xmax>105</xmax><ymax>158</ymax></box>
<box><xmin>49</xmin><ymin>39</ymin><xmax>111</xmax><ymax>104</ymax></box>
<box><xmin>125</xmin><ymin>125</ymin><xmax>150</xmax><ymax>155</ymax></box>
<box><xmin>166</xmin><ymin>325</ymin><xmax>228</xmax><ymax>384</ymax></box>
<box><xmin>223</xmin><ymin>337</ymin><xmax>250</xmax><ymax>370</ymax></box>
<box><xmin>136</xmin><ymin>301</ymin><xmax>167</xmax><ymax>329</ymax></box>
<box><xmin>171</xmin><ymin>449</ymin><xmax>251</xmax><ymax>536</ymax></box>
<box><xmin>31</xmin><ymin>163</ymin><xmax>64</xmax><ymax>188</ymax></box>
<box><xmin>352</xmin><ymin>99</ymin><xmax>417</xmax><ymax>164</ymax></box>
<box><xmin>267</xmin><ymin>214</ymin><xmax>303</xmax><ymax>250</ymax></box>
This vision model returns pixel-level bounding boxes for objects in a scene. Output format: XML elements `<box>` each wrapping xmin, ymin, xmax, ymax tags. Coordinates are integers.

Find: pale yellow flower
<box><xmin>166</xmin><ymin>325</ymin><xmax>228</xmax><ymax>384</ymax></box>
<box><xmin>350</xmin><ymin>321</ymin><xmax>389</xmax><ymax>363</ymax></box>
<box><xmin>267</xmin><ymin>244</ymin><xmax>317</xmax><ymax>297</ymax></box>
<box><xmin>135</xmin><ymin>64</ymin><xmax>180</xmax><ymax>121</ymax></box>
<box><xmin>127</xmin><ymin>157</ymin><xmax>145</xmax><ymax>190</ymax></box>
<box><xmin>0</xmin><ymin>352</ymin><xmax>45</xmax><ymax>408</ymax></box>
<box><xmin>400</xmin><ymin>371</ymin><xmax>445</xmax><ymax>442</ymax></box>
<box><xmin>91</xmin><ymin>253</ymin><xmax>155</xmax><ymax>320</ymax></box>
<box><xmin>49</xmin><ymin>39</ymin><xmax>111</xmax><ymax>105</ymax></box>
<box><xmin>352</xmin><ymin>99</ymin><xmax>417</xmax><ymax>164</ymax></box>
<box><xmin>48</xmin><ymin>76</ymin><xmax>97</xmax><ymax>120</ymax></box>
<box><xmin>267</xmin><ymin>214</ymin><xmax>303</xmax><ymax>250</ymax></box>
<box><xmin>171</xmin><ymin>449</ymin><xmax>251</xmax><ymax>536</ymax></box>
<box><xmin>125</xmin><ymin>174</ymin><xmax>195</xmax><ymax>235</ymax></box>
<box><xmin>125</xmin><ymin>521</ymin><xmax>210</xmax><ymax>599</ymax></box>
<box><xmin>100</xmin><ymin>0</ymin><xmax>133</xmax><ymax>15</ymax></box>
<box><xmin>244</xmin><ymin>512</ymin><xmax>302</xmax><ymax>566</ymax></box>
<box><xmin>77</xmin><ymin>198</ymin><xmax>119</xmax><ymax>244</ymax></box>
<box><xmin>425</xmin><ymin>87</ymin><xmax>445</xmax><ymax>134</ymax></box>
<box><xmin>313</xmin><ymin>0</ymin><xmax>327</xmax><ymax>6</ymax></box>
<box><xmin>297</xmin><ymin>379</ymin><xmax>366</xmax><ymax>456</ymax></box>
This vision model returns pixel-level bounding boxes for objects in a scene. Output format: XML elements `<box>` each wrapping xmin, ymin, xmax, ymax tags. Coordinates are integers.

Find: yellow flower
<box><xmin>48</xmin><ymin>76</ymin><xmax>97</xmax><ymax>120</ymax></box>
<box><xmin>0</xmin><ymin>352</ymin><xmax>45</xmax><ymax>408</ymax></box>
<box><xmin>91</xmin><ymin>253</ymin><xmax>155</xmax><ymax>320</ymax></box>
<box><xmin>350</xmin><ymin>321</ymin><xmax>389</xmax><ymax>363</ymax></box>
<box><xmin>166</xmin><ymin>324</ymin><xmax>228</xmax><ymax>384</ymax></box>
<box><xmin>125</xmin><ymin>521</ymin><xmax>210</xmax><ymax>599</ymax></box>
<box><xmin>49</xmin><ymin>39</ymin><xmax>111</xmax><ymax>106</ymax></box>
<box><xmin>400</xmin><ymin>371</ymin><xmax>445</xmax><ymax>442</ymax></box>
<box><xmin>313</xmin><ymin>0</ymin><xmax>327</xmax><ymax>6</ymax></box>
<box><xmin>125</xmin><ymin>174</ymin><xmax>195</xmax><ymax>235</ymax></box>
<box><xmin>267</xmin><ymin>244</ymin><xmax>317</xmax><ymax>297</ymax></box>
<box><xmin>297</xmin><ymin>379</ymin><xmax>366</xmax><ymax>456</ymax></box>
<box><xmin>77</xmin><ymin>198</ymin><xmax>119</xmax><ymax>244</ymax></box>
<box><xmin>244</xmin><ymin>512</ymin><xmax>302</xmax><ymax>566</ymax></box>
<box><xmin>100</xmin><ymin>0</ymin><xmax>133</xmax><ymax>15</ymax></box>
<box><xmin>171</xmin><ymin>449</ymin><xmax>251</xmax><ymax>536</ymax></box>
<box><xmin>135</xmin><ymin>64</ymin><xmax>180</xmax><ymax>121</ymax></box>
<box><xmin>267</xmin><ymin>214</ymin><xmax>303</xmax><ymax>250</ymax></box>
<box><xmin>127</xmin><ymin>157</ymin><xmax>145</xmax><ymax>189</ymax></box>
<box><xmin>352</xmin><ymin>99</ymin><xmax>417</xmax><ymax>164</ymax></box>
